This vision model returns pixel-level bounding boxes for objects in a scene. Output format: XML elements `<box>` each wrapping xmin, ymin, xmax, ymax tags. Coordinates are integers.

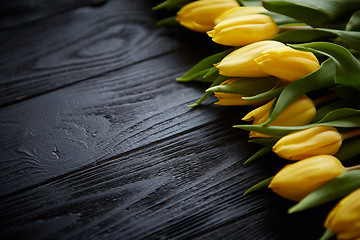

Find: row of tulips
<box><xmin>153</xmin><ymin>0</ymin><xmax>360</xmax><ymax>239</ymax></box>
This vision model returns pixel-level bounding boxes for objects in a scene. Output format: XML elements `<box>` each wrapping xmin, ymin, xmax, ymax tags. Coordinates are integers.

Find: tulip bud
<box><xmin>207</xmin><ymin>14</ymin><xmax>279</xmax><ymax>46</ymax></box>
<box><xmin>324</xmin><ymin>188</ymin><xmax>360</xmax><ymax>240</ymax></box>
<box><xmin>242</xmin><ymin>95</ymin><xmax>316</xmax><ymax>138</ymax></box>
<box><xmin>268</xmin><ymin>155</ymin><xmax>346</xmax><ymax>201</ymax></box>
<box><xmin>255</xmin><ymin>46</ymin><xmax>320</xmax><ymax>81</ymax></box>
<box><xmin>216</xmin><ymin>40</ymin><xmax>286</xmax><ymax>77</ymax></box>
<box><xmin>214</xmin><ymin>6</ymin><xmax>267</xmax><ymax>24</ymax></box>
<box><xmin>273</xmin><ymin>126</ymin><xmax>343</xmax><ymax>160</ymax></box>
<box><xmin>176</xmin><ymin>0</ymin><xmax>240</xmax><ymax>32</ymax></box>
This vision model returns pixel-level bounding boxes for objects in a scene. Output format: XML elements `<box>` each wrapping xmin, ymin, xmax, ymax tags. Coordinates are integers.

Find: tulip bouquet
<box><xmin>153</xmin><ymin>0</ymin><xmax>360</xmax><ymax>239</ymax></box>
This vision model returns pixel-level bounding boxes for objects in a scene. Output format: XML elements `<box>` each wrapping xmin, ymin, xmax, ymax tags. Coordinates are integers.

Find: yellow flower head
<box><xmin>324</xmin><ymin>188</ymin><xmax>360</xmax><ymax>240</ymax></box>
<box><xmin>273</xmin><ymin>126</ymin><xmax>343</xmax><ymax>160</ymax></box>
<box><xmin>255</xmin><ymin>46</ymin><xmax>320</xmax><ymax>81</ymax></box>
<box><xmin>216</xmin><ymin>40</ymin><xmax>286</xmax><ymax>77</ymax></box>
<box><xmin>268</xmin><ymin>155</ymin><xmax>346</xmax><ymax>201</ymax></box>
<box><xmin>176</xmin><ymin>0</ymin><xmax>240</xmax><ymax>32</ymax></box>
<box><xmin>242</xmin><ymin>95</ymin><xmax>316</xmax><ymax>138</ymax></box>
<box><xmin>214</xmin><ymin>6</ymin><xmax>267</xmax><ymax>24</ymax></box>
<box><xmin>207</xmin><ymin>14</ymin><xmax>279</xmax><ymax>46</ymax></box>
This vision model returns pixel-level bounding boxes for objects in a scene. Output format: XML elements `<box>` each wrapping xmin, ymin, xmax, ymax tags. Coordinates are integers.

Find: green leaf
<box><xmin>262</xmin><ymin>59</ymin><xmax>336</xmax><ymax>126</ymax></box>
<box><xmin>316</xmin><ymin>28</ymin><xmax>360</xmax><ymax>51</ymax></box>
<box><xmin>312</xmin><ymin>100</ymin><xmax>350</xmax><ymax>123</ymax></box>
<box><xmin>176</xmin><ymin>48</ymin><xmax>233</xmax><ymax>82</ymax></box>
<box><xmin>188</xmin><ymin>75</ymin><xmax>229</xmax><ymax>107</ymax></box>
<box><xmin>320</xmin><ymin>229</ymin><xmax>336</xmax><ymax>240</ymax></box>
<box><xmin>234</xmin><ymin>108</ymin><xmax>360</xmax><ymax>136</ymax></box>
<box><xmin>346</xmin><ymin>10</ymin><xmax>360</xmax><ymax>31</ymax></box>
<box><xmin>206</xmin><ymin>76</ymin><xmax>279</xmax><ymax>96</ymax></box>
<box><xmin>243</xmin><ymin>176</ymin><xmax>273</xmax><ymax>195</ymax></box>
<box><xmin>241</xmin><ymin>0</ymin><xmax>262</xmax><ymax>7</ymax></box>
<box><xmin>244</xmin><ymin>146</ymin><xmax>272</xmax><ymax>164</ymax></box>
<box><xmin>152</xmin><ymin>0</ymin><xmax>192</xmax><ymax>10</ymax></box>
<box><xmin>288</xmin><ymin>171</ymin><xmax>360</xmax><ymax>213</ymax></box>
<box><xmin>273</xmin><ymin>27</ymin><xmax>360</xmax><ymax>51</ymax></box>
<box><xmin>243</xmin><ymin>86</ymin><xmax>284</xmax><ymax>102</ymax></box>
<box><xmin>317</xmin><ymin>108</ymin><xmax>360</xmax><ymax>123</ymax></box>
<box><xmin>263</xmin><ymin>12</ymin><xmax>299</xmax><ymax>25</ymax></box>
<box><xmin>262</xmin><ymin>0</ymin><xmax>360</xmax><ymax>27</ymax></box>
<box><xmin>335</xmin><ymin>136</ymin><xmax>360</xmax><ymax>162</ymax></box>
<box><xmin>156</xmin><ymin>16</ymin><xmax>179</xmax><ymax>26</ymax></box>
<box><xmin>202</xmin><ymin>66</ymin><xmax>218</xmax><ymax>79</ymax></box>
<box><xmin>272</xmin><ymin>28</ymin><xmax>336</xmax><ymax>44</ymax></box>
<box><xmin>290</xmin><ymin>42</ymin><xmax>360</xmax><ymax>91</ymax></box>
<box><xmin>176</xmin><ymin>69</ymin><xmax>212</xmax><ymax>82</ymax></box>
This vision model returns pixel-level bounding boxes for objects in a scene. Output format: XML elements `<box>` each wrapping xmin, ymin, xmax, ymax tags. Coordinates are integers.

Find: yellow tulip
<box><xmin>255</xmin><ymin>46</ymin><xmax>320</xmax><ymax>81</ymax></box>
<box><xmin>242</xmin><ymin>95</ymin><xmax>316</xmax><ymax>138</ymax></box>
<box><xmin>214</xmin><ymin>6</ymin><xmax>267</xmax><ymax>24</ymax></box>
<box><xmin>268</xmin><ymin>155</ymin><xmax>346</xmax><ymax>201</ymax></box>
<box><xmin>324</xmin><ymin>188</ymin><xmax>360</xmax><ymax>240</ymax></box>
<box><xmin>207</xmin><ymin>14</ymin><xmax>279</xmax><ymax>46</ymax></box>
<box><xmin>273</xmin><ymin>126</ymin><xmax>343</xmax><ymax>160</ymax></box>
<box><xmin>216</xmin><ymin>40</ymin><xmax>286</xmax><ymax>77</ymax></box>
<box><xmin>176</xmin><ymin>0</ymin><xmax>240</xmax><ymax>32</ymax></box>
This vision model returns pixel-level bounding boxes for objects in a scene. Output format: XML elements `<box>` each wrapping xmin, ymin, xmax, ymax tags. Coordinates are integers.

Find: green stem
<box><xmin>312</xmin><ymin>93</ymin><xmax>338</xmax><ymax>106</ymax></box>
<box><xmin>278</xmin><ymin>25</ymin><xmax>312</xmax><ymax>33</ymax></box>
<box><xmin>346</xmin><ymin>164</ymin><xmax>360</xmax><ymax>171</ymax></box>
<box><xmin>341</xmin><ymin>128</ymin><xmax>360</xmax><ymax>140</ymax></box>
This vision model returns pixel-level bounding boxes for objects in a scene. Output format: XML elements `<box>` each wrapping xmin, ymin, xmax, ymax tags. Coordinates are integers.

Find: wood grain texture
<box><xmin>0</xmin><ymin>0</ymin><xmax>191</xmax><ymax>107</ymax></box>
<box><xmin>0</xmin><ymin>0</ymin><xmax>108</xmax><ymax>29</ymax></box>
<box><xmin>0</xmin><ymin>0</ymin><xmax>330</xmax><ymax>239</ymax></box>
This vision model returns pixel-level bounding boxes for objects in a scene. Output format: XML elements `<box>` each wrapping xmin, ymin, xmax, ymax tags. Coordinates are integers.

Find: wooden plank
<box><xmin>0</xmin><ymin>106</ymin><xmax>326</xmax><ymax>239</ymax></box>
<box><xmin>0</xmin><ymin>52</ymin><xmax>326</xmax><ymax>239</ymax></box>
<box><xmin>0</xmin><ymin>0</ymin><xmax>330</xmax><ymax>239</ymax></box>
<box><xmin>0</xmin><ymin>0</ymin><xmax>108</xmax><ymax>29</ymax></box>
<box><xmin>0</xmin><ymin>0</ymin><xmax>199</xmax><ymax>106</ymax></box>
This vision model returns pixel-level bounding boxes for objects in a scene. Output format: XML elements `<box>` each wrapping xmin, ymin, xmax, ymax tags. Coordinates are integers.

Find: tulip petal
<box><xmin>290</xmin><ymin>42</ymin><xmax>360</xmax><ymax>91</ymax></box>
<box><xmin>262</xmin><ymin>58</ymin><xmax>335</xmax><ymax>126</ymax></box>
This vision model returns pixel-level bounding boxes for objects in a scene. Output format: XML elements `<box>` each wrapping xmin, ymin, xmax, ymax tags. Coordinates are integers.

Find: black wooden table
<box><xmin>0</xmin><ymin>1</ymin><xmax>329</xmax><ymax>239</ymax></box>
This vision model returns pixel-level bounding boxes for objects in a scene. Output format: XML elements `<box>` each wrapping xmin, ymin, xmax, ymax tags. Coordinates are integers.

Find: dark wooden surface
<box><xmin>0</xmin><ymin>1</ymin><xmax>330</xmax><ymax>239</ymax></box>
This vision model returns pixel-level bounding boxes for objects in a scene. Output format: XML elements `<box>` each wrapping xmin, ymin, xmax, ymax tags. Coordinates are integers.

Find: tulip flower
<box><xmin>207</xmin><ymin>14</ymin><xmax>279</xmax><ymax>46</ymax></box>
<box><xmin>242</xmin><ymin>95</ymin><xmax>316</xmax><ymax>138</ymax></box>
<box><xmin>255</xmin><ymin>46</ymin><xmax>320</xmax><ymax>81</ymax></box>
<box><xmin>176</xmin><ymin>0</ymin><xmax>240</xmax><ymax>32</ymax></box>
<box><xmin>214</xmin><ymin>6</ymin><xmax>267</xmax><ymax>24</ymax></box>
<box><xmin>324</xmin><ymin>188</ymin><xmax>360</xmax><ymax>240</ymax></box>
<box><xmin>273</xmin><ymin>126</ymin><xmax>343</xmax><ymax>160</ymax></box>
<box><xmin>268</xmin><ymin>155</ymin><xmax>346</xmax><ymax>201</ymax></box>
<box><xmin>216</xmin><ymin>40</ymin><xmax>286</xmax><ymax>77</ymax></box>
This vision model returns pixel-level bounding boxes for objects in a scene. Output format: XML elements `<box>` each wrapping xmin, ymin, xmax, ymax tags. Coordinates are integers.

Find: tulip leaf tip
<box><xmin>287</xmin><ymin>205</ymin><xmax>299</xmax><ymax>214</ymax></box>
<box><xmin>187</xmin><ymin>103</ymin><xmax>199</xmax><ymax>108</ymax></box>
<box><xmin>176</xmin><ymin>77</ymin><xmax>187</xmax><ymax>82</ymax></box>
<box><xmin>319</xmin><ymin>229</ymin><xmax>336</xmax><ymax>240</ymax></box>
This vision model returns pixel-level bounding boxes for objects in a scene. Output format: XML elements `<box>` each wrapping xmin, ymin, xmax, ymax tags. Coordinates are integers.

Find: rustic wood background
<box><xmin>0</xmin><ymin>0</ymin><xmax>330</xmax><ymax>239</ymax></box>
